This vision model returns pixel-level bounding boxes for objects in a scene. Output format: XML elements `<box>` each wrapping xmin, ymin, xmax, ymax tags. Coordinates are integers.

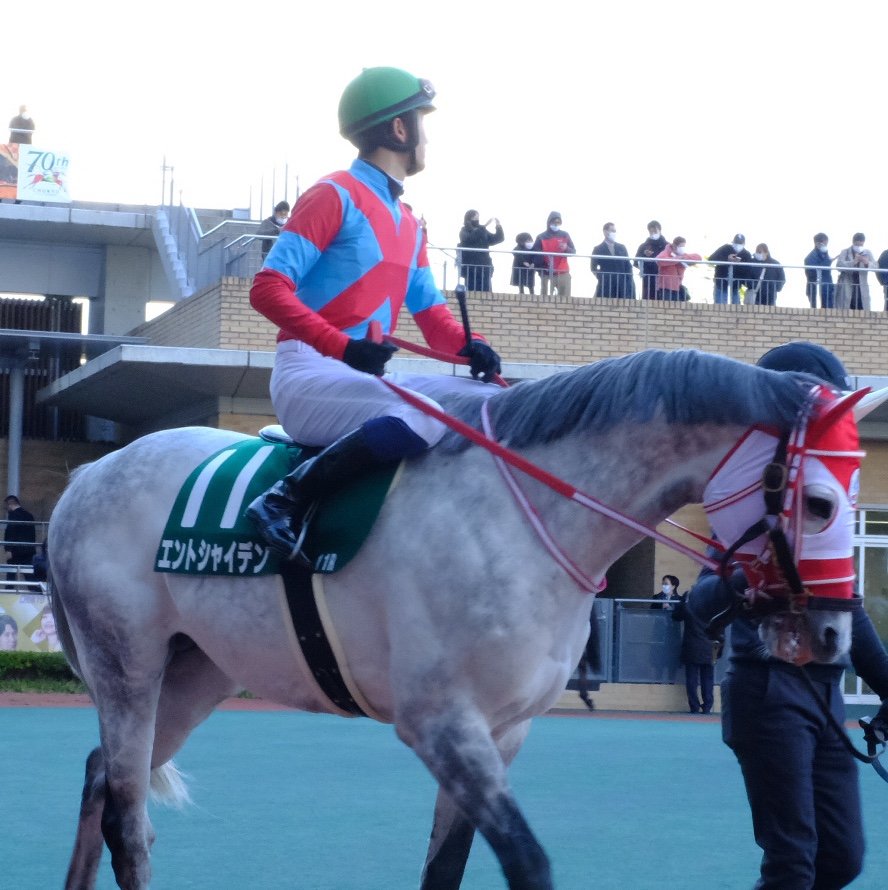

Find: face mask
<box><xmin>675</xmin><ymin>245</ymin><xmax>686</xmax><ymax>256</ymax></box>
<box><xmin>661</xmin><ymin>584</ymin><xmax>673</xmax><ymax>595</ymax></box>
<box><xmin>523</xmin><ymin>241</ymin><xmax>534</xmax><ymax>249</ymax></box>
<box><xmin>649</xmin><ymin>231</ymin><xmax>660</xmax><ymax>239</ymax></box>
<box><xmin>605</xmin><ymin>230</ymin><xmax>616</xmax><ymax>241</ymax></box>
<box><xmin>732</xmin><ymin>242</ymin><xmax>744</xmax><ymax>252</ymax></box>
<box><xmin>853</xmin><ymin>245</ymin><xmax>863</xmax><ymax>254</ymax></box>
<box><xmin>549</xmin><ymin>224</ymin><xmax>560</xmax><ymax>232</ymax></box>
<box><xmin>754</xmin><ymin>252</ymin><xmax>764</xmax><ymax>261</ymax></box>
<box><xmin>274</xmin><ymin>215</ymin><xmax>287</xmax><ymax>224</ymax></box>
<box><xmin>816</xmin><ymin>244</ymin><xmax>828</xmax><ymax>253</ymax></box>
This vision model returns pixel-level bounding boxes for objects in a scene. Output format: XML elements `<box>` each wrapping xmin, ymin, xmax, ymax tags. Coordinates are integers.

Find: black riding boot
<box><xmin>246</xmin><ymin>428</ymin><xmax>387</xmax><ymax>560</ymax></box>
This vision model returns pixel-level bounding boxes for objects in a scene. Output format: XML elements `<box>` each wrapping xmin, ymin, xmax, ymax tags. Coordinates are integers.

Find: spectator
<box><xmin>256</xmin><ymin>201</ymin><xmax>290</xmax><ymax>258</ymax></box>
<box><xmin>747</xmin><ymin>243</ymin><xmax>785</xmax><ymax>306</ymax></box>
<box><xmin>0</xmin><ymin>613</ymin><xmax>17</xmax><ymax>651</ymax></box>
<box><xmin>835</xmin><ymin>232</ymin><xmax>876</xmax><ymax>310</ymax></box>
<box><xmin>8</xmin><ymin>105</ymin><xmax>34</xmax><ymax>144</ymax></box>
<box><xmin>591</xmin><ymin>222</ymin><xmax>635</xmax><ymax>299</ymax></box>
<box><xmin>457</xmin><ymin>210</ymin><xmax>504</xmax><ymax>292</ymax></box>
<box><xmin>532</xmin><ymin>212</ymin><xmax>575</xmax><ymax>297</ymax></box>
<box><xmin>634</xmin><ymin>220</ymin><xmax>668</xmax><ymax>300</ymax></box>
<box><xmin>876</xmin><ymin>245</ymin><xmax>888</xmax><ymax>312</ymax></box>
<box><xmin>803</xmin><ymin>233</ymin><xmax>835</xmax><ymax>309</ymax></box>
<box><xmin>4</xmin><ymin>495</ymin><xmax>36</xmax><ymax>581</ymax></box>
<box><xmin>672</xmin><ymin>587</ymin><xmax>722</xmax><ymax>714</ymax></box>
<box><xmin>708</xmin><ymin>233</ymin><xmax>753</xmax><ymax>304</ymax></box>
<box><xmin>650</xmin><ymin>574</ymin><xmax>681</xmax><ymax>609</ymax></box>
<box><xmin>510</xmin><ymin>232</ymin><xmax>537</xmax><ymax>294</ymax></box>
<box><xmin>655</xmin><ymin>236</ymin><xmax>701</xmax><ymax>301</ymax></box>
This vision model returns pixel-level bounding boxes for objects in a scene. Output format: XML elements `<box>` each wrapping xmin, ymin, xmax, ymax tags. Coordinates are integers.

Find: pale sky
<box><xmin>4</xmin><ymin>0</ymin><xmax>887</xmax><ymax>307</ymax></box>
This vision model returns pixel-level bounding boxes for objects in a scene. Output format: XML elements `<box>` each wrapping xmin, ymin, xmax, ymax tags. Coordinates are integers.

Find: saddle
<box><xmin>154</xmin><ymin>427</ymin><xmax>401</xmax><ymax>577</ymax></box>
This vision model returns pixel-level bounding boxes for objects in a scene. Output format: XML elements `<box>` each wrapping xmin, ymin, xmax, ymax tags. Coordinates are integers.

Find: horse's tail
<box><xmin>149</xmin><ymin>761</ymin><xmax>192</xmax><ymax>809</ymax></box>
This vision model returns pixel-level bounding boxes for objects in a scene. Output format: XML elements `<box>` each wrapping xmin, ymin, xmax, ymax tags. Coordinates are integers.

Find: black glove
<box><xmin>457</xmin><ymin>339</ymin><xmax>501</xmax><ymax>383</ymax></box>
<box><xmin>342</xmin><ymin>339</ymin><xmax>398</xmax><ymax>376</ymax></box>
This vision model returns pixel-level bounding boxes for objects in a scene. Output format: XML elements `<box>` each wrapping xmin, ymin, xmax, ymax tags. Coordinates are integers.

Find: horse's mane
<box><xmin>438</xmin><ymin>349</ymin><xmax>818</xmax><ymax>452</ymax></box>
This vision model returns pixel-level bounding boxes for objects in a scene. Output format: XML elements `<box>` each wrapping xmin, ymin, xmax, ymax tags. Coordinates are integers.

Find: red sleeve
<box><xmin>250</xmin><ymin>269</ymin><xmax>350</xmax><ymax>359</ymax></box>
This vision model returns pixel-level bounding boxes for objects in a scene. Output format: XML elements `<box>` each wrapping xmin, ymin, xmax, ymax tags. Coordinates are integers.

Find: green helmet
<box><xmin>338</xmin><ymin>67</ymin><xmax>436</xmax><ymax>141</ymax></box>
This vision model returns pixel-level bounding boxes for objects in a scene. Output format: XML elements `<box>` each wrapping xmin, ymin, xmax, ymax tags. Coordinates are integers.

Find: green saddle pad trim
<box><xmin>155</xmin><ymin>438</ymin><xmax>398</xmax><ymax>577</ymax></box>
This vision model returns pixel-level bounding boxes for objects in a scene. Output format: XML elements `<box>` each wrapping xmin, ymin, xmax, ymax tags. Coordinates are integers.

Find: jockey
<box><xmin>247</xmin><ymin>66</ymin><xmax>502</xmax><ymax>559</ymax></box>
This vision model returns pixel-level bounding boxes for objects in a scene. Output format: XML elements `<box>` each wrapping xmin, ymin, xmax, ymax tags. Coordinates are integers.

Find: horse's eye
<box><xmin>803</xmin><ymin>484</ymin><xmax>837</xmax><ymax>534</ymax></box>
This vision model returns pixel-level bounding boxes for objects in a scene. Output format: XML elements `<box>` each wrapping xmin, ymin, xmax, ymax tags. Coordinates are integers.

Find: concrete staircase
<box><xmin>151</xmin><ymin>209</ymin><xmax>193</xmax><ymax>300</ymax></box>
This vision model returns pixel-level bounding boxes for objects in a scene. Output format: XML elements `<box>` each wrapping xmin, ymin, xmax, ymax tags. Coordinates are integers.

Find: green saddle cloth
<box><xmin>154</xmin><ymin>438</ymin><xmax>398</xmax><ymax>577</ymax></box>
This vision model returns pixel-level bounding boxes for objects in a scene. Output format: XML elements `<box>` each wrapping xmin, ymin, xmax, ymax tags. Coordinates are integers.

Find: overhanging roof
<box><xmin>0</xmin><ymin>328</ymin><xmax>146</xmax><ymax>367</ymax></box>
<box><xmin>36</xmin><ymin>345</ymin><xmax>276</xmax><ymax>426</ymax></box>
<box><xmin>35</xmin><ymin>344</ymin><xmax>888</xmax><ymax>436</ymax></box>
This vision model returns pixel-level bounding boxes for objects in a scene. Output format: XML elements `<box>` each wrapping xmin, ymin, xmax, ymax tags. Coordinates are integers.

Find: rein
<box><xmin>377</xmin><ymin>374</ymin><xmax>722</xmax><ymax>590</ymax></box>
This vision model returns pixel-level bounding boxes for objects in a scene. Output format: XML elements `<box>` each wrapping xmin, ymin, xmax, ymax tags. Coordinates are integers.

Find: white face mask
<box><xmin>852</xmin><ymin>245</ymin><xmax>863</xmax><ymax>254</ymax></box>
<box><xmin>274</xmin><ymin>215</ymin><xmax>287</xmax><ymax>224</ymax></box>
<box><xmin>605</xmin><ymin>230</ymin><xmax>616</xmax><ymax>241</ymax></box>
<box><xmin>675</xmin><ymin>245</ymin><xmax>686</xmax><ymax>256</ymax></box>
<box><xmin>649</xmin><ymin>231</ymin><xmax>661</xmax><ymax>239</ymax></box>
<box><xmin>661</xmin><ymin>583</ymin><xmax>673</xmax><ymax>595</ymax></box>
<box><xmin>816</xmin><ymin>244</ymin><xmax>828</xmax><ymax>253</ymax></box>
<box><xmin>549</xmin><ymin>224</ymin><xmax>561</xmax><ymax>232</ymax></box>
<box><xmin>523</xmin><ymin>240</ymin><xmax>534</xmax><ymax>249</ymax></box>
<box><xmin>732</xmin><ymin>242</ymin><xmax>744</xmax><ymax>252</ymax></box>
<box><xmin>754</xmin><ymin>252</ymin><xmax>764</xmax><ymax>261</ymax></box>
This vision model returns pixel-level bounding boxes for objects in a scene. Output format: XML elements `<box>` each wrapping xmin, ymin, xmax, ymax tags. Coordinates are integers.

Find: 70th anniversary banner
<box><xmin>0</xmin><ymin>143</ymin><xmax>71</xmax><ymax>202</ymax></box>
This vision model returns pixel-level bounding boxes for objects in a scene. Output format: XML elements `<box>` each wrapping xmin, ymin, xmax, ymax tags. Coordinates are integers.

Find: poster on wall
<box><xmin>0</xmin><ymin>143</ymin><xmax>18</xmax><ymax>200</ymax></box>
<box><xmin>15</xmin><ymin>145</ymin><xmax>71</xmax><ymax>203</ymax></box>
<box><xmin>0</xmin><ymin>592</ymin><xmax>57</xmax><ymax>653</ymax></box>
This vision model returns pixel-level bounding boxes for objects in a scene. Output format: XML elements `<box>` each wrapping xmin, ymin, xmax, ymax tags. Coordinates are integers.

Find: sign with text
<box><xmin>16</xmin><ymin>145</ymin><xmax>71</xmax><ymax>203</ymax></box>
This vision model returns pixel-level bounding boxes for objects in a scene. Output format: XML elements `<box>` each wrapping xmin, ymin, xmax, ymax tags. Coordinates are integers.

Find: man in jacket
<box><xmin>591</xmin><ymin>222</ymin><xmax>635</xmax><ymax>299</ymax></box>
<box><xmin>532</xmin><ymin>212</ymin><xmax>575</xmax><ymax>297</ymax></box>
<box><xmin>4</xmin><ymin>495</ymin><xmax>36</xmax><ymax>581</ymax></box>
<box><xmin>804</xmin><ymin>233</ymin><xmax>835</xmax><ymax>308</ymax></box>
<box><xmin>690</xmin><ymin>341</ymin><xmax>888</xmax><ymax>889</ymax></box>
<box><xmin>708</xmin><ymin>233</ymin><xmax>753</xmax><ymax>304</ymax></box>
<box><xmin>836</xmin><ymin>233</ymin><xmax>876</xmax><ymax>310</ymax></box>
<box><xmin>256</xmin><ymin>201</ymin><xmax>290</xmax><ymax>259</ymax></box>
<box><xmin>634</xmin><ymin>220</ymin><xmax>668</xmax><ymax>300</ymax></box>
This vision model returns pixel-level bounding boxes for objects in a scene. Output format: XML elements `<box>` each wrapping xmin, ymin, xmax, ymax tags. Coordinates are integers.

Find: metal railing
<box><xmin>569</xmin><ymin>598</ymin><xmax>731</xmax><ymax>686</ymax></box>
<box><xmin>192</xmin><ymin>228</ymin><xmax>886</xmax><ymax>311</ymax></box>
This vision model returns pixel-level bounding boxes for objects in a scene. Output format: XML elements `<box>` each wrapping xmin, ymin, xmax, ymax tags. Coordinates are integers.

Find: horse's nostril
<box><xmin>824</xmin><ymin>626</ymin><xmax>838</xmax><ymax>644</ymax></box>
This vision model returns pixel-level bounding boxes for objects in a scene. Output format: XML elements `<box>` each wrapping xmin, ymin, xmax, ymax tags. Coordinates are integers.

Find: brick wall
<box><xmin>138</xmin><ymin>279</ymin><xmax>888</xmax><ymax>375</ymax></box>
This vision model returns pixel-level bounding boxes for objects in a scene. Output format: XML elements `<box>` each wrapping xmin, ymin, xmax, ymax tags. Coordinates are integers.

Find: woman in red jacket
<box><xmin>655</xmin><ymin>236</ymin><xmax>701</xmax><ymax>301</ymax></box>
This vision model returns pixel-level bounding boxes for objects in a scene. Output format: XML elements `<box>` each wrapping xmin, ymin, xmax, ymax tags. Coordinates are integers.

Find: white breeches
<box><xmin>270</xmin><ymin>340</ymin><xmax>499</xmax><ymax>447</ymax></box>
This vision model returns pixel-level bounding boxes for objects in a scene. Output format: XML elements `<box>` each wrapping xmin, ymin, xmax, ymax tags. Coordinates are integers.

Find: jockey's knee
<box><xmin>361</xmin><ymin>416</ymin><xmax>430</xmax><ymax>460</ymax></box>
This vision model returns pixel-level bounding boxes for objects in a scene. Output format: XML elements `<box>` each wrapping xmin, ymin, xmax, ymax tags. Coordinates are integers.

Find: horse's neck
<box><xmin>511</xmin><ymin>423</ymin><xmax>745</xmax><ymax>577</ymax></box>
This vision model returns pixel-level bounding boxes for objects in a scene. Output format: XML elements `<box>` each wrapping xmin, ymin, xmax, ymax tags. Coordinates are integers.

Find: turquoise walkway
<box><xmin>3</xmin><ymin>709</ymin><xmax>886</xmax><ymax>888</ymax></box>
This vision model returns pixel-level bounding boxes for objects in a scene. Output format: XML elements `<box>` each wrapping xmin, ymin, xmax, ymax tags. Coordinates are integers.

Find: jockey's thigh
<box><xmin>271</xmin><ymin>341</ymin><xmax>496</xmax><ymax>448</ymax></box>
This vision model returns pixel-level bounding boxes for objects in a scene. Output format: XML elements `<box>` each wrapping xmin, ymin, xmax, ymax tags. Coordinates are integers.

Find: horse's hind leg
<box><xmin>420</xmin><ymin>721</ymin><xmax>531</xmax><ymax>890</ymax></box>
<box><xmin>65</xmin><ymin>747</ymin><xmax>106</xmax><ymax>890</ymax></box>
<box><xmin>402</xmin><ymin>710</ymin><xmax>550</xmax><ymax>890</ymax></box>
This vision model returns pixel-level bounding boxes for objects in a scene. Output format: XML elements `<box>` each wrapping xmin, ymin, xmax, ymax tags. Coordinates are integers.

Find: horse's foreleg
<box><xmin>65</xmin><ymin>747</ymin><xmax>106</xmax><ymax>890</ymax></box>
<box><xmin>420</xmin><ymin>720</ymin><xmax>531</xmax><ymax>890</ymax></box>
<box><xmin>402</xmin><ymin>711</ymin><xmax>550</xmax><ymax>890</ymax></box>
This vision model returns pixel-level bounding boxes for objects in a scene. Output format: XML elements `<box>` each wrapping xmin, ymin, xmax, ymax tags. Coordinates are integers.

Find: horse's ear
<box><xmin>853</xmin><ymin>386</ymin><xmax>888</xmax><ymax>423</ymax></box>
<box><xmin>807</xmin><ymin>387</ymin><xmax>871</xmax><ymax>442</ymax></box>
